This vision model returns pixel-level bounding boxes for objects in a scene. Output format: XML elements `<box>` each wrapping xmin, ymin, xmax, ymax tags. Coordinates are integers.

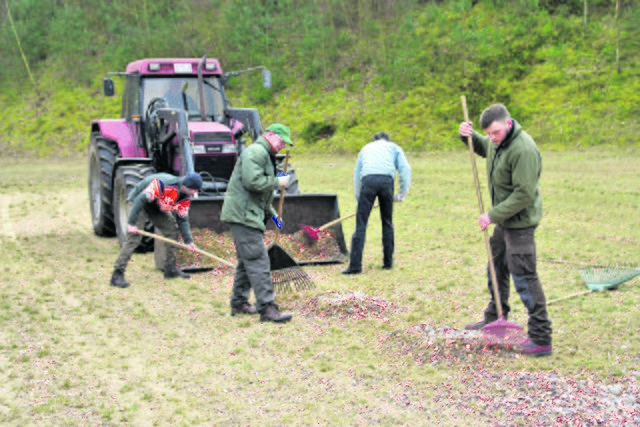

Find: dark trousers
<box><xmin>114</xmin><ymin>208</ymin><xmax>178</xmax><ymax>271</ymax></box>
<box><xmin>348</xmin><ymin>175</ymin><xmax>395</xmax><ymax>271</ymax></box>
<box><xmin>229</xmin><ymin>224</ymin><xmax>274</xmax><ymax>313</ymax></box>
<box><xmin>484</xmin><ymin>225</ymin><xmax>553</xmax><ymax>346</ymax></box>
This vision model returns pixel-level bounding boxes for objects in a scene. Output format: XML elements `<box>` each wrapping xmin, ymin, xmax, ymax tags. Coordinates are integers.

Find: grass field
<box><xmin>0</xmin><ymin>149</ymin><xmax>638</xmax><ymax>426</ymax></box>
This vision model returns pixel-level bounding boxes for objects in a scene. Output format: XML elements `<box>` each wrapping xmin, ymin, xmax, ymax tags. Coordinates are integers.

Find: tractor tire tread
<box><xmin>89</xmin><ymin>135</ymin><xmax>118</xmax><ymax>236</ymax></box>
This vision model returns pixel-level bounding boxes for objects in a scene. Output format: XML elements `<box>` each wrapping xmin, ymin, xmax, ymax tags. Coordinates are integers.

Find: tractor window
<box><xmin>141</xmin><ymin>77</ymin><xmax>225</xmax><ymax>122</ymax></box>
<box><xmin>123</xmin><ymin>75</ymin><xmax>141</xmax><ymax>120</ymax></box>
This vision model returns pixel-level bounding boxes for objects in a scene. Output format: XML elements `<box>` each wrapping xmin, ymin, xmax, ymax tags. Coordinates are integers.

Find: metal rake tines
<box><xmin>578</xmin><ymin>265</ymin><xmax>640</xmax><ymax>290</ymax></box>
<box><xmin>272</xmin><ymin>267</ymin><xmax>316</xmax><ymax>294</ymax></box>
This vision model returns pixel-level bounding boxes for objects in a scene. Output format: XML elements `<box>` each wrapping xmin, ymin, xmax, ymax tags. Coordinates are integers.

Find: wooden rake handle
<box><xmin>274</xmin><ymin>149</ymin><xmax>290</xmax><ymax>243</ymax></box>
<box><xmin>547</xmin><ymin>276</ymin><xmax>639</xmax><ymax>305</ymax></box>
<box><xmin>547</xmin><ymin>289</ymin><xmax>594</xmax><ymax>306</ymax></box>
<box><xmin>461</xmin><ymin>95</ymin><xmax>504</xmax><ymax>318</ymax></box>
<box><xmin>136</xmin><ymin>229</ymin><xmax>235</xmax><ymax>268</ymax></box>
<box><xmin>317</xmin><ymin>204</ymin><xmax>379</xmax><ymax>231</ymax></box>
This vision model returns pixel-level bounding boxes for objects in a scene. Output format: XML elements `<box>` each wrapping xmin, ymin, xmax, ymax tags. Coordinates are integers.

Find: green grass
<box><xmin>0</xmin><ymin>150</ymin><xmax>638</xmax><ymax>425</ymax></box>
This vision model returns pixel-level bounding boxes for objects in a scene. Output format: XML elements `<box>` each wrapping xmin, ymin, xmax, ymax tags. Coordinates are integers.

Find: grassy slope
<box><xmin>1</xmin><ymin>3</ymin><xmax>639</xmax><ymax>156</ymax></box>
<box><xmin>0</xmin><ymin>150</ymin><xmax>638</xmax><ymax>425</ymax></box>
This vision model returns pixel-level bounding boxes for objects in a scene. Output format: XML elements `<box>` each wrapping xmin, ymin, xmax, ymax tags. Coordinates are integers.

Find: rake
<box><xmin>267</xmin><ymin>149</ymin><xmax>315</xmax><ymax>293</ymax></box>
<box><xmin>580</xmin><ymin>264</ymin><xmax>640</xmax><ymax>291</ymax></box>
<box><xmin>546</xmin><ymin>262</ymin><xmax>640</xmax><ymax>305</ymax></box>
<box><xmin>300</xmin><ymin>204</ymin><xmax>379</xmax><ymax>241</ymax></box>
<box><xmin>135</xmin><ymin>229</ymin><xmax>235</xmax><ymax>269</ymax></box>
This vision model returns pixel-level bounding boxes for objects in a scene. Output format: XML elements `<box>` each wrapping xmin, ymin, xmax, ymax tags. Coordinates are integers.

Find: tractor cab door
<box><xmin>122</xmin><ymin>74</ymin><xmax>147</xmax><ymax>156</ymax></box>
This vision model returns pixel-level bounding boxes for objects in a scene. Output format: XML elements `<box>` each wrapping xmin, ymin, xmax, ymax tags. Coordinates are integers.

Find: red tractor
<box><xmin>88</xmin><ymin>56</ymin><xmax>346</xmax><ymax>263</ymax></box>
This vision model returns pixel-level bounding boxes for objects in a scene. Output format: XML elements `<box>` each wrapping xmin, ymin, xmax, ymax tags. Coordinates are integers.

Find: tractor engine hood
<box><xmin>188</xmin><ymin>121</ymin><xmax>237</xmax><ymax>154</ymax></box>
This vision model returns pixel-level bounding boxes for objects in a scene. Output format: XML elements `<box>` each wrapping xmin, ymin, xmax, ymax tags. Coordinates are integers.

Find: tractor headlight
<box><xmin>195</xmin><ymin>144</ymin><xmax>237</xmax><ymax>153</ymax></box>
<box><xmin>220</xmin><ymin>144</ymin><xmax>236</xmax><ymax>153</ymax></box>
<box><xmin>174</xmin><ymin>63</ymin><xmax>192</xmax><ymax>73</ymax></box>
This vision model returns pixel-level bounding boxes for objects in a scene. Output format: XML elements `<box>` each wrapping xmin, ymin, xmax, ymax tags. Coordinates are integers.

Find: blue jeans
<box><xmin>348</xmin><ymin>175</ymin><xmax>395</xmax><ymax>271</ymax></box>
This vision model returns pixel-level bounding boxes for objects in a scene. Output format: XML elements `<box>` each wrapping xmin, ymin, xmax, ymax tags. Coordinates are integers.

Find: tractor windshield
<box><xmin>142</xmin><ymin>76</ymin><xmax>225</xmax><ymax>121</ymax></box>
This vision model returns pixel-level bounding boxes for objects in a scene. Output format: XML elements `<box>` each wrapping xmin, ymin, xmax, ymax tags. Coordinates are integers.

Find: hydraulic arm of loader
<box><xmin>155</xmin><ymin>108</ymin><xmax>195</xmax><ymax>175</ymax></box>
<box><xmin>226</xmin><ymin>107</ymin><xmax>263</xmax><ymax>142</ymax></box>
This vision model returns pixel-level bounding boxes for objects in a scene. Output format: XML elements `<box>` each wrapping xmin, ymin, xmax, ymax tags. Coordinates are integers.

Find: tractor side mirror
<box><xmin>103</xmin><ymin>78</ymin><xmax>115</xmax><ymax>96</ymax></box>
<box><xmin>261</xmin><ymin>69</ymin><xmax>272</xmax><ymax>89</ymax></box>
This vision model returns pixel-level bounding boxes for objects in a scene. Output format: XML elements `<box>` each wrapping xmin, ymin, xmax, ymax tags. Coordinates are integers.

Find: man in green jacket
<box><xmin>459</xmin><ymin>103</ymin><xmax>553</xmax><ymax>357</ymax></box>
<box><xmin>111</xmin><ymin>172</ymin><xmax>202</xmax><ymax>288</ymax></box>
<box><xmin>221</xmin><ymin>123</ymin><xmax>294</xmax><ymax>323</ymax></box>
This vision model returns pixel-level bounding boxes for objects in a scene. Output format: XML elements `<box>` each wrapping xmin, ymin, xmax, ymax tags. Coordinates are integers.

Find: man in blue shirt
<box><xmin>342</xmin><ymin>132</ymin><xmax>411</xmax><ymax>274</ymax></box>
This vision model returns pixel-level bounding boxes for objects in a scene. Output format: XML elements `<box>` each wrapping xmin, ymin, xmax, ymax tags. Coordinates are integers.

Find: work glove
<box><xmin>393</xmin><ymin>193</ymin><xmax>406</xmax><ymax>202</ymax></box>
<box><xmin>272</xmin><ymin>215</ymin><xmax>285</xmax><ymax>229</ymax></box>
<box><xmin>277</xmin><ymin>172</ymin><xmax>290</xmax><ymax>188</ymax></box>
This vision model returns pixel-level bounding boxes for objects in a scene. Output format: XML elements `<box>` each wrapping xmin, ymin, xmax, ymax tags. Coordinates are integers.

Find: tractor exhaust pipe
<box><xmin>197</xmin><ymin>55</ymin><xmax>207</xmax><ymax>121</ymax></box>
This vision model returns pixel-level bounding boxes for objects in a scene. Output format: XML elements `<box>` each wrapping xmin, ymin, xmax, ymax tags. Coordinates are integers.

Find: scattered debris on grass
<box><xmin>289</xmin><ymin>291</ymin><xmax>401</xmax><ymax>322</ymax></box>
<box><xmin>430</xmin><ymin>368</ymin><xmax>640</xmax><ymax>426</ymax></box>
<box><xmin>383</xmin><ymin>324</ymin><xmax>521</xmax><ymax>366</ymax></box>
<box><xmin>381</xmin><ymin>324</ymin><xmax>640</xmax><ymax>425</ymax></box>
<box><xmin>264</xmin><ymin>229</ymin><xmax>346</xmax><ymax>264</ymax></box>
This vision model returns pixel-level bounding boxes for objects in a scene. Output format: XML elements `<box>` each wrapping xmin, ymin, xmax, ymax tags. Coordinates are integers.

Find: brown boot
<box><xmin>259</xmin><ymin>303</ymin><xmax>292</xmax><ymax>323</ymax></box>
<box><xmin>231</xmin><ymin>303</ymin><xmax>258</xmax><ymax>316</ymax></box>
<box><xmin>110</xmin><ymin>269</ymin><xmax>130</xmax><ymax>288</ymax></box>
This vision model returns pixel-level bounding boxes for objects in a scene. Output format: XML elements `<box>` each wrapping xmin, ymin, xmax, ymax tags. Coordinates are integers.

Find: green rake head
<box><xmin>578</xmin><ymin>265</ymin><xmax>640</xmax><ymax>291</ymax></box>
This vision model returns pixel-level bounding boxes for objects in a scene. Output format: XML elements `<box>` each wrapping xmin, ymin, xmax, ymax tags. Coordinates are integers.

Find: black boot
<box><xmin>164</xmin><ymin>264</ymin><xmax>190</xmax><ymax>279</ymax></box>
<box><xmin>110</xmin><ymin>269</ymin><xmax>130</xmax><ymax>288</ymax></box>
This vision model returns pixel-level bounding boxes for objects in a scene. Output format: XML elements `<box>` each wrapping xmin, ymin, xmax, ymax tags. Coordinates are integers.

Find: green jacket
<box><xmin>128</xmin><ymin>173</ymin><xmax>194</xmax><ymax>244</ymax></box>
<box><xmin>221</xmin><ymin>138</ymin><xmax>279</xmax><ymax>231</ymax></box>
<box><xmin>465</xmin><ymin>120</ymin><xmax>542</xmax><ymax>228</ymax></box>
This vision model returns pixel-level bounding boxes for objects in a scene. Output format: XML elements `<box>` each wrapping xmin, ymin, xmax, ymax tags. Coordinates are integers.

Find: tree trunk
<box><xmin>583</xmin><ymin>0</ymin><xmax>588</xmax><ymax>26</ymax></box>
<box><xmin>615</xmin><ymin>0</ymin><xmax>621</xmax><ymax>74</ymax></box>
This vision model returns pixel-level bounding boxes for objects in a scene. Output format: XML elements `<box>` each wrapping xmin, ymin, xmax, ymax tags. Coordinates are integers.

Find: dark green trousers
<box><xmin>228</xmin><ymin>223</ymin><xmax>274</xmax><ymax>313</ymax></box>
<box><xmin>484</xmin><ymin>225</ymin><xmax>553</xmax><ymax>346</ymax></box>
<box><xmin>114</xmin><ymin>207</ymin><xmax>179</xmax><ymax>272</ymax></box>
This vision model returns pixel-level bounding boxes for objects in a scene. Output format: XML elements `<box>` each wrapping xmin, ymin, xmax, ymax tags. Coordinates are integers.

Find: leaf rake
<box><xmin>578</xmin><ymin>265</ymin><xmax>640</xmax><ymax>291</ymax></box>
<box><xmin>267</xmin><ymin>149</ymin><xmax>316</xmax><ymax>294</ymax></box>
<box><xmin>545</xmin><ymin>260</ymin><xmax>640</xmax><ymax>305</ymax></box>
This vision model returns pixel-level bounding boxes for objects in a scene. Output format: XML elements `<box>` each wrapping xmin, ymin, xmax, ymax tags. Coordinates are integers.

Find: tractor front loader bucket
<box><xmin>154</xmin><ymin>193</ymin><xmax>348</xmax><ymax>270</ymax></box>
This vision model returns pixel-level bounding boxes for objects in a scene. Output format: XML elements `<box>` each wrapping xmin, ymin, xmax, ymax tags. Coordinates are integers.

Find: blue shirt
<box><xmin>354</xmin><ymin>139</ymin><xmax>411</xmax><ymax>200</ymax></box>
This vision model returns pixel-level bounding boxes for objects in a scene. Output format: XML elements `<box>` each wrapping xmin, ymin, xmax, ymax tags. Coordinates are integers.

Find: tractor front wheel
<box><xmin>88</xmin><ymin>136</ymin><xmax>118</xmax><ymax>237</ymax></box>
<box><xmin>113</xmin><ymin>164</ymin><xmax>156</xmax><ymax>253</ymax></box>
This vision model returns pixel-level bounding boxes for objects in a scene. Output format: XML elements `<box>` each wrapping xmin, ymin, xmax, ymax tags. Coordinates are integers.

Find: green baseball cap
<box><xmin>266</xmin><ymin>123</ymin><xmax>293</xmax><ymax>146</ymax></box>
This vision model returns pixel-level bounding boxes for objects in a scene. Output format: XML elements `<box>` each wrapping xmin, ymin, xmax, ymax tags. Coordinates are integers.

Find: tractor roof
<box><xmin>126</xmin><ymin>58</ymin><xmax>223</xmax><ymax>76</ymax></box>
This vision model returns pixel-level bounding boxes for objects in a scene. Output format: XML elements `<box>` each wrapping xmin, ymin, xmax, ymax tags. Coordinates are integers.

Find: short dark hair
<box><xmin>480</xmin><ymin>104</ymin><xmax>511</xmax><ymax>129</ymax></box>
<box><xmin>373</xmin><ymin>131</ymin><xmax>390</xmax><ymax>141</ymax></box>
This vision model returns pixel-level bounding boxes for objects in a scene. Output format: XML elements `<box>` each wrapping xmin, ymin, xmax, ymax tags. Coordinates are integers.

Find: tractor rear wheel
<box><xmin>113</xmin><ymin>164</ymin><xmax>156</xmax><ymax>253</ymax></box>
<box><xmin>88</xmin><ymin>136</ymin><xmax>118</xmax><ymax>236</ymax></box>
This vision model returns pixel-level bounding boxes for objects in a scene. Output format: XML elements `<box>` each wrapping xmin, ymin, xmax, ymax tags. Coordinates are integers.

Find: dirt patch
<box><xmin>0</xmin><ymin>191</ymin><xmax>91</xmax><ymax>238</ymax></box>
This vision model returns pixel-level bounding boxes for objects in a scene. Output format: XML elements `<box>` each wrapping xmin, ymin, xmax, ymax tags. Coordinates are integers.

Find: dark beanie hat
<box><xmin>373</xmin><ymin>131</ymin><xmax>390</xmax><ymax>141</ymax></box>
<box><xmin>182</xmin><ymin>172</ymin><xmax>203</xmax><ymax>191</ymax></box>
